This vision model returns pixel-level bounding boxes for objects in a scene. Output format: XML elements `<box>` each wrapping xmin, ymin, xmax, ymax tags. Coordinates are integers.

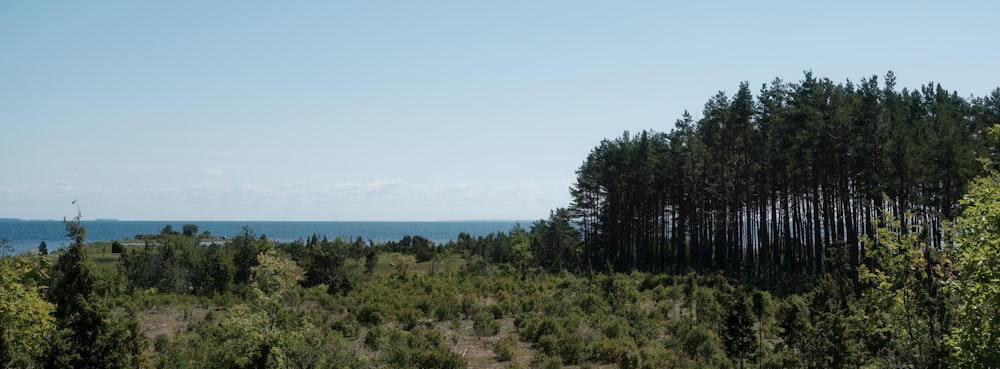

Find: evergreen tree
<box><xmin>47</xmin><ymin>214</ymin><xmax>144</xmax><ymax>369</ymax></box>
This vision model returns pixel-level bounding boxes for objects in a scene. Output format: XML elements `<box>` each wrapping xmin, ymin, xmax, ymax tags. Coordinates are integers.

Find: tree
<box><xmin>949</xmin><ymin>128</ymin><xmax>1000</xmax><ymax>368</ymax></box>
<box><xmin>530</xmin><ymin>208</ymin><xmax>582</xmax><ymax>273</ymax></box>
<box><xmin>182</xmin><ymin>223</ymin><xmax>199</xmax><ymax>237</ymax></box>
<box><xmin>38</xmin><ymin>241</ymin><xmax>48</xmax><ymax>256</ymax></box>
<box><xmin>161</xmin><ymin>224</ymin><xmax>175</xmax><ymax>235</ymax></box>
<box><xmin>212</xmin><ymin>250</ymin><xmax>307</xmax><ymax>368</ymax></box>
<box><xmin>751</xmin><ymin>290</ymin><xmax>773</xmax><ymax>363</ymax></box>
<box><xmin>858</xmin><ymin>210</ymin><xmax>952</xmax><ymax>369</ymax></box>
<box><xmin>0</xmin><ymin>255</ymin><xmax>56</xmax><ymax>368</ymax></box>
<box><xmin>723</xmin><ymin>289</ymin><xmax>757</xmax><ymax>369</ymax></box>
<box><xmin>567</xmin><ymin>71</ymin><xmax>992</xmax><ymax>284</ymax></box>
<box><xmin>47</xmin><ymin>214</ymin><xmax>145</xmax><ymax>369</ymax></box>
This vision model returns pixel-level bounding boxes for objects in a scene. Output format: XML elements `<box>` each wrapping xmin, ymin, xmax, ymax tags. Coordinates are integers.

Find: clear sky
<box><xmin>1</xmin><ymin>1</ymin><xmax>997</xmax><ymax>221</ymax></box>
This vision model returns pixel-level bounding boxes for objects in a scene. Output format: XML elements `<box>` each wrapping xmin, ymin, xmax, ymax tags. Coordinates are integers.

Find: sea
<box><xmin>0</xmin><ymin>219</ymin><xmax>525</xmax><ymax>256</ymax></box>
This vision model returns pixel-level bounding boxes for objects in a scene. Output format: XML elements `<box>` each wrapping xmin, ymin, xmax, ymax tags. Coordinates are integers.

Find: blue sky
<box><xmin>1</xmin><ymin>1</ymin><xmax>997</xmax><ymax>221</ymax></box>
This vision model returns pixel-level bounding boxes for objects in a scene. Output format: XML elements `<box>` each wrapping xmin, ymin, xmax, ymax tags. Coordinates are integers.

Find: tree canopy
<box><xmin>570</xmin><ymin>72</ymin><xmax>1000</xmax><ymax>282</ymax></box>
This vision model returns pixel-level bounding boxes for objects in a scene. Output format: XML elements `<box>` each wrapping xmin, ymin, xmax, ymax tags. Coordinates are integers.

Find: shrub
<box><xmin>153</xmin><ymin>334</ymin><xmax>170</xmax><ymax>353</ymax></box>
<box><xmin>602</xmin><ymin>317</ymin><xmax>629</xmax><ymax>339</ymax></box>
<box><xmin>434</xmin><ymin>303</ymin><xmax>457</xmax><ymax>322</ymax></box>
<box><xmin>356</xmin><ymin>303</ymin><xmax>384</xmax><ymax>327</ymax></box>
<box><xmin>682</xmin><ymin>325</ymin><xmax>725</xmax><ymax>364</ymax></box>
<box><xmin>381</xmin><ymin>327</ymin><xmax>466</xmax><ymax>369</ymax></box>
<box><xmin>577</xmin><ymin>292</ymin><xmax>609</xmax><ymax>315</ymax></box>
<box><xmin>332</xmin><ymin>315</ymin><xmax>360</xmax><ymax>338</ymax></box>
<box><xmin>494</xmin><ymin>335</ymin><xmax>516</xmax><ymax>362</ymax></box>
<box><xmin>530</xmin><ymin>353</ymin><xmax>563</xmax><ymax>369</ymax></box>
<box><xmin>558</xmin><ymin>331</ymin><xmax>588</xmax><ymax>365</ymax></box>
<box><xmin>473</xmin><ymin>311</ymin><xmax>500</xmax><ymax>337</ymax></box>
<box><xmin>538</xmin><ymin>334</ymin><xmax>560</xmax><ymax>357</ymax></box>
<box><xmin>397</xmin><ymin>307</ymin><xmax>420</xmax><ymax>331</ymax></box>
<box><xmin>364</xmin><ymin>326</ymin><xmax>385</xmax><ymax>351</ymax></box>
<box><xmin>516</xmin><ymin>313</ymin><xmax>565</xmax><ymax>343</ymax></box>
<box><xmin>590</xmin><ymin>337</ymin><xmax>638</xmax><ymax>365</ymax></box>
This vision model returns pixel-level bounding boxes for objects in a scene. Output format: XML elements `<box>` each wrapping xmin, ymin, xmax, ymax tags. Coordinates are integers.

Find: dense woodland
<box><xmin>2</xmin><ymin>72</ymin><xmax>1000</xmax><ymax>369</ymax></box>
<box><xmin>570</xmin><ymin>72</ymin><xmax>1000</xmax><ymax>279</ymax></box>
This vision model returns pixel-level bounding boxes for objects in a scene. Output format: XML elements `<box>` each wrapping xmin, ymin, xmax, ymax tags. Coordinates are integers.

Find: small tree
<box><xmin>723</xmin><ymin>289</ymin><xmax>757</xmax><ymax>369</ymax></box>
<box><xmin>0</xmin><ymin>255</ymin><xmax>56</xmax><ymax>368</ymax></box>
<box><xmin>48</xmin><ymin>211</ymin><xmax>145</xmax><ymax>368</ymax></box>
<box><xmin>182</xmin><ymin>224</ymin><xmax>199</xmax><ymax>237</ymax></box>
<box><xmin>950</xmin><ymin>145</ymin><xmax>1000</xmax><ymax>368</ymax></box>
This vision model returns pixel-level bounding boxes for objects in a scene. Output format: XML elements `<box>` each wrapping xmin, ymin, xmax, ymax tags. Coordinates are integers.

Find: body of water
<box><xmin>0</xmin><ymin>219</ymin><xmax>525</xmax><ymax>255</ymax></box>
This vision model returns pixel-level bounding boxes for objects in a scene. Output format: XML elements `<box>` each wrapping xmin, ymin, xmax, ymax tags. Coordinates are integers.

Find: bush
<box><xmin>434</xmin><ymin>302</ymin><xmax>457</xmax><ymax>322</ymax></box>
<box><xmin>682</xmin><ymin>325</ymin><xmax>725</xmax><ymax>364</ymax></box>
<box><xmin>558</xmin><ymin>331</ymin><xmax>588</xmax><ymax>365</ymax></box>
<box><xmin>473</xmin><ymin>311</ymin><xmax>500</xmax><ymax>337</ymax></box>
<box><xmin>602</xmin><ymin>317</ymin><xmax>629</xmax><ymax>339</ymax></box>
<box><xmin>381</xmin><ymin>327</ymin><xmax>466</xmax><ymax>369</ymax></box>
<box><xmin>516</xmin><ymin>313</ymin><xmax>564</xmax><ymax>343</ymax></box>
<box><xmin>577</xmin><ymin>292</ymin><xmax>609</xmax><ymax>315</ymax></box>
<box><xmin>397</xmin><ymin>307</ymin><xmax>420</xmax><ymax>331</ymax></box>
<box><xmin>365</xmin><ymin>326</ymin><xmax>386</xmax><ymax>351</ymax></box>
<box><xmin>590</xmin><ymin>337</ymin><xmax>638</xmax><ymax>365</ymax></box>
<box><xmin>356</xmin><ymin>303</ymin><xmax>384</xmax><ymax>327</ymax></box>
<box><xmin>538</xmin><ymin>334</ymin><xmax>560</xmax><ymax>357</ymax></box>
<box><xmin>153</xmin><ymin>334</ymin><xmax>170</xmax><ymax>353</ymax></box>
<box><xmin>495</xmin><ymin>335</ymin><xmax>516</xmax><ymax>362</ymax></box>
<box><xmin>530</xmin><ymin>353</ymin><xmax>563</xmax><ymax>369</ymax></box>
<box><xmin>332</xmin><ymin>315</ymin><xmax>360</xmax><ymax>338</ymax></box>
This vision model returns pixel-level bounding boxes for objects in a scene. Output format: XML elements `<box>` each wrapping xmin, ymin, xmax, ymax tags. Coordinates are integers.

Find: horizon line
<box><xmin>1</xmin><ymin>218</ymin><xmax>533</xmax><ymax>223</ymax></box>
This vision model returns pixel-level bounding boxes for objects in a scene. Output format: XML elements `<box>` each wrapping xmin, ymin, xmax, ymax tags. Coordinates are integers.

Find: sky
<box><xmin>1</xmin><ymin>1</ymin><xmax>998</xmax><ymax>221</ymax></box>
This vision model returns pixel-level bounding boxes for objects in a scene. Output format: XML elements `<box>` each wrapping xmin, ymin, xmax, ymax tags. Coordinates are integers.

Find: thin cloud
<box><xmin>0</xmin><ymin>179</ymin><xmax>570</xmax><ymax>220</ymax></box>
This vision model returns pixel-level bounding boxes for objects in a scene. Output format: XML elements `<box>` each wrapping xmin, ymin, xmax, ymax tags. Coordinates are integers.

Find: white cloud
<box><xmin>204</xmin><ymin>168</ymin><xmax>225</xmax><ymax>176</ymax></box>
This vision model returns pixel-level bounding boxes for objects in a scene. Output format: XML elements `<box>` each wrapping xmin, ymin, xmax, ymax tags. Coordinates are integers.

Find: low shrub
<box><xmin>494</xmin><ymin>335</ymin><xmax>516</xmax><ymax>362</ymax></box>
<box><xmin>356</xmin><ymin>303</ymin><xmax>384</xmax><ymax>327</ymax></box>
<box><xmin>364</xmin><ymin>326</ymin><xmax>386</xmax><ymax>351</ymax></box>
<box><xmin>473</xmin><ymin>311</ymin><xmax>500</xmax><ymax>337</ymax></box>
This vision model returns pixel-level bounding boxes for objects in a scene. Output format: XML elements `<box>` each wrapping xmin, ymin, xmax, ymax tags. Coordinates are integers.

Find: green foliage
<box><xmin>495</xmin><ymin>334</ymin><xmax>517</xmax><ymax>362</ymax></box>
<box><xmin>47</xmin><ymin>217</ymin><xmax>145</xmax><ymax>369</ymax></box>
<box><xmin>356</xmin><ymin>303</ymin><xmax>384</xmax><ymax>327</ymax></box>
<box><xmin>110</xmin><ymin>240</ymin><xmax>123</xmax><ymax>253</ymax></box>
<box><xmin>0</xmin><ymin>255</ymin><xmax>56</xmax><ymax>368</ymax></box>
<box><xmin>250</xmin><ymin>249</ymin><xmax>303</xmax><ymax>299</ymax></box>
<box><xmin>859</xmin><ymin>212</ymin><xmax>953</xmax><ymax>369</ymax></box>
<box><xmin>950</xmin><ymin>148</ymin><xmax>1000</xmax><ymax>368</ymax></box>
<box><xmin>473</xmin><ymin>310</ymin><xmax>500</xmax><ymax>337</ymax></box>
<box><xmin>378</xmin><ymin>327</ymin><xmax>466</xmax><ymax>369</ymax></box>
<box><xmin>530</xmin><ymin>353</ymin><xmax>563</xmax><ymax>369</ymax></box>
<box><xmin>722</xmin><ymin>289</ymin><xmax>757</xmax><ymax>368</ymax></box>
<box><xmin>153</xmin><ymin>334</ymin><xmax>170</xmax><ymax>353</ymax></box>
<box><xmin>681</xmin><ymin>325</ymin><xmax>725</xmax><ymax>366</ymax></box>
<box><xmin>530</xmin><ymin>208</ymin><xmax>582</xmax><ymax>273</ymax></box>
<box><xmin>181</xmin><ymin>224</ymin><xmax>198</xmax><ymax>237</ymax></box>
<box><xmin>570</xmin><ymin>72</ymin><xmax>990</xmax><ymax>280</ymax></box>
<box><xmin>365</xmin><ymin>325</ymin><xmax>386</xmax><ymax>351</ymax></box>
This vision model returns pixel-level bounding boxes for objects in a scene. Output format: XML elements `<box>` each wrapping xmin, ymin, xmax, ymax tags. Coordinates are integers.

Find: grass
<box><xmin>372</xmin><ymin>252</ymin><xmax>467</xmax><ymax>277</ymax></box>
